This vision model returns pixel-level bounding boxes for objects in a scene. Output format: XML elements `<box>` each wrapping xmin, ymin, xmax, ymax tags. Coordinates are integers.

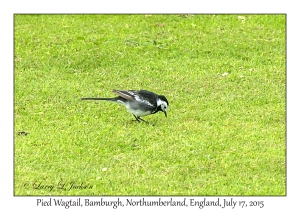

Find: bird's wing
<box><xmin>112</xmin><ymin>90</ymin><xmax>135</xmax><ymax>101</ymax></box>
<box><xmin>133</xmin><ymin>90</ymin><xmax>157</xmax><ymax>107</ymax></box>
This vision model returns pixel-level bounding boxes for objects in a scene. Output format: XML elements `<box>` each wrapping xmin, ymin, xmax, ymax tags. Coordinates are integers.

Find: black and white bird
<box><xmin>81</xmin><ymin>90</ymin><xmax>169</xmax><ymax>123</ymax></box>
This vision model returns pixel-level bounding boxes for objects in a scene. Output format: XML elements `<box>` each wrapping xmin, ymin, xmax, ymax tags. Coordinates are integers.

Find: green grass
<box><xmin>14</xmin><ymin>14</ymin><xmax>286</xmax><ymax>196</ymax></box>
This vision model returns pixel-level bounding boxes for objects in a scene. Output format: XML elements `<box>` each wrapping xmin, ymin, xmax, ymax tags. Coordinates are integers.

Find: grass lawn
<box><xmin>14</xmin><ymin>14</ymin><xmax>286</xmax><ymax>195</ymax></box>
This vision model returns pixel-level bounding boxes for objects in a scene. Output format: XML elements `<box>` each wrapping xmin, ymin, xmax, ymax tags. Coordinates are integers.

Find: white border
<box><xmin>1</xmin><ymin>0</ymin><xmax>299</xmax><ymax>209</ymax></box>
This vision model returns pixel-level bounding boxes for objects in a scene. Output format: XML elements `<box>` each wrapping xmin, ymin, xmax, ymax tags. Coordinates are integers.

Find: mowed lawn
<box><xmin>14</xmin><ymin>14</ymin><xmax>286</xmax><ymax>195</ymax></box>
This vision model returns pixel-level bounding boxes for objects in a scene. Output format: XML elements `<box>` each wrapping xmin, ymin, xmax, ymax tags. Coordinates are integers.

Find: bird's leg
<box><xmin>137</xmin><ymin>117</ymin><xmax>150</xmax><ymax>124</ymax></box>
<box><xmin>132</xmin><ymin>114</ymin><xmax>152</xmax><ymax>125</ymax></box>
<box><xmin>132</xmin><ymin>114</ymin><xmax>141</xmax><ymax>123</ymax></box>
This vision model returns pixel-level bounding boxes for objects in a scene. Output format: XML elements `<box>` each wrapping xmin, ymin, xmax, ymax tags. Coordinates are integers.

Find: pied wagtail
<box><xmin>81</xmin><ymin>90</ymin><xmax>169</xmax><ymax>123</ymax></box>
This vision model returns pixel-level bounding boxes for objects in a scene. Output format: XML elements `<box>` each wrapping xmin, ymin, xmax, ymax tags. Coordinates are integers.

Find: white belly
<box><xmin>125</xmin><ymin>104</ymin><xmax>151</xmax><ymax>117</ymax></box>
<box><xmin>131</xmin><ymin>109</ymin><xmax>151</xmax><ymax>117</ymax></box>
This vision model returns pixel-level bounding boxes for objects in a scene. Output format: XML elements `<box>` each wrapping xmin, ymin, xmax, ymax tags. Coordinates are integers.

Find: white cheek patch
<box><xmin>164</xmin><ymin>106</ymin><xmax>168</xmax><ymax>111</ymax></box>
<box><xmin>157</xmin><ymin>99</ymin><xmax>164</xmax><ymax>106</ymax></box>
<box><xmin>157</xmin><ymin>99</ymin><xmax>168</xmax><ymax>111</ymax></box>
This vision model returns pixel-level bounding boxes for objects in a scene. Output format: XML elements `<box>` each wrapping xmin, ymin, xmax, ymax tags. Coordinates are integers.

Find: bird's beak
<box><xmin>164</xmin><ymin>111</ymin><xmax>167</xmax><ymax>118</ymax></box>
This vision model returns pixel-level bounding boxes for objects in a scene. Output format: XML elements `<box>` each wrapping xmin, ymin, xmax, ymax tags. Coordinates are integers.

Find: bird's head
<box><xmin>157</xmin><ymin>95</ymin><xmax>169</xmax><ymax>117</ymax></box>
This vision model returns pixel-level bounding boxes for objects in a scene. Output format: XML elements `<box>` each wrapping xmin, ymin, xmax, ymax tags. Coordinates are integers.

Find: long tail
<box><xmin>81</xmin><ymin>97</ymin><xmax>115</xmax><ymax>101</ymax></box>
